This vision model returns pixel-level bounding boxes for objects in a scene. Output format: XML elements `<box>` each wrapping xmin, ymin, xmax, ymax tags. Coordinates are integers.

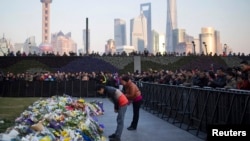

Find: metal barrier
<box><xmin>0</xmin><ymin>80</ymin><xmax>97</xmax><ymax>97</ymax></box>
<box><xmin>137</xmin><ymin>82</ymin><xmax>250</xmax><ymax>138</ymax></box>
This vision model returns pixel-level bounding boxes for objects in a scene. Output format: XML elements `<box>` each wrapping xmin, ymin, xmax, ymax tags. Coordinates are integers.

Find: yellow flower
<box><xmin>70</xmin><ymin>111</ymin><xmax>76</xmax><ymax>117</ymax></box>
<box><xmin>101</xmin><ymin>136</ymin><xmax>106</xmax><ymax>141</ymax></box>
<box><xmin>61</xmin><ymin>130</ymin><xmax>68</xmax><ymax>137</ymax></box>
<box><xmin>64</xmin><ymin>137</ymin><xmax>71</xmax><ymax>141</ymax></box>
<box><xmin>53</xmin><ymin>131</ymin><xmax>60</xmax><ymax>137</ymax></box>
<box><xmin>62</xmin><ymin>98</ymin><xmax>67</xmax><ymax>102</ymax></box>
<box><xmin>78</xmin><ymin>99</ymin><xmax>85</xmax><ymax>103</ymax></box>
<box><xmin>40</xmin><ymin>136</ymin><xmax>51</xmax><ymax>141</ymax></box>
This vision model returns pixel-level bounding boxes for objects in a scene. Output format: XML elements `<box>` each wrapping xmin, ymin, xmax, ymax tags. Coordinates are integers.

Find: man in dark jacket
<box><xmin>96</xmin><ymin>85</ymin><xmax>128</xmax><ymax>141</ymax></box>
<box><xmin>208</xmin><ymin>68</ymin><xmax>226</xmax><ymax>88</ymax></box>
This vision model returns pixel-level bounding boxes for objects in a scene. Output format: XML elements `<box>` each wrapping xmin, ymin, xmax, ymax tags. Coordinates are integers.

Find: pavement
<box><xmin>84</xmin><ymin>98</ymin><xmax>205</xmax><ymax>141</ymax></box>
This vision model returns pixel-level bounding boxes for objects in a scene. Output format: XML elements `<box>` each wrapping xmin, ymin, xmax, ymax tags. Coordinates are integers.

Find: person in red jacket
<box><xmin>120</xmin><ymin>75</ymin><xmax>143</xmax><ymax>131</ymax></box>
<box><xmin>96</xmin><ymin>85</ymin><xmax>128</xmax><ymax>141</ymax></box>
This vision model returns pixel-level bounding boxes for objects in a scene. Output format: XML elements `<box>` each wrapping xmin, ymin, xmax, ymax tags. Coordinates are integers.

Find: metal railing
<box><xmin>136</xmin><ymin>82</ymin><xmax>250</xmax><ymax>138</ymax></box>
<box><xmin>0</xmin><ymin>80</ymin><xmax>97</xmax><ymax>97</ymax></box>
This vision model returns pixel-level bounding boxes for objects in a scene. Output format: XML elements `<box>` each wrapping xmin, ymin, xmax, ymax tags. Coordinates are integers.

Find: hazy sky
<box><xmin>1</xmin><ymin>0</ymin><xmax>250</xmax><ymax>53</ymax></box>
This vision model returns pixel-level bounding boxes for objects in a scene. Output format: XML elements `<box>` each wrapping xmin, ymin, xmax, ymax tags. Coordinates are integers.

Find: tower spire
<box><xmin>39</xmin><ymin>0</ymin><xmax>53</xmax><ymax>53</ymax></box>
<box><xmin>40</xmin><ymin>0</ymin><xmax>52</xmax><ymax>44</ymax></box>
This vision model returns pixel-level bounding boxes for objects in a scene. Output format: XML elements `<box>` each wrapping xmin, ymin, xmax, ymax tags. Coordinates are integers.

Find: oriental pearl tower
<box><xmin>39</xmin><ymin>0</ymin><xmax>53</xmax><ymax>52</ymax></box>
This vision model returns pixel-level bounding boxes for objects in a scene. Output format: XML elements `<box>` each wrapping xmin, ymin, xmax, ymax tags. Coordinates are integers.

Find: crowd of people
<box><xmin>0</xmin><ymin>71</ymin><xmax>117</xmax><ymax>85</ymax></box>
<box><xmin>1</xmin><ymin>60</ymin><xmax>250</xmax><ymax>90</ymax></box>
<box><xmin>127</xmin><ymin>60</ymin><xmax>250</xmax><ymax>90</ymax></box>
<box><xmin>2</xmin><ymin>49</ymin><xmax>250</xmax><ymax>57</ymax></box>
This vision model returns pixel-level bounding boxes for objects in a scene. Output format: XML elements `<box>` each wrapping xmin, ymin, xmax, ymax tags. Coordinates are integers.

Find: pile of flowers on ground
<box><xmin>0</xmin><ymin>95</ymin><xmax>105</xmax><ymax>141</ymax></box>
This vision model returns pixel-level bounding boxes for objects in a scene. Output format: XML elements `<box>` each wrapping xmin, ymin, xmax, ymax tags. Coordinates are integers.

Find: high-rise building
<box><xmin>114</xmin><ymin>19</ymin><xmax>127</xmax><ymax>47</ymax></box>
<box><xmin>175</xmin><ymin>42</ymin><xmax>192</xmax><ymax>55</ymax></box>
<box><xmin>130</xmin><ymin>13</ymin><xmax>147</xmax><ymax>53</ymax></box>
<box><xmin>152</xmin><ymin>30</ymin><xmax>166</xmax><ymax>55</ymax></box>
<box><xmin>199</xmin><ymin>27</ymin><xmax>220</xmax><ymax>55</ymax></box>
<box><xmin>215</xmin><ymin>31</ymin><xmax>222</xmax><ymax>55</ymax></box>
<box><xmin>166</xmin><ymin>0</ymin><xmax>177</xmax><ymax>53</ymax></box>
<box><xmin>159</xmin><ymin>34</ymin><xmax>166</xmax><ymax>55</ymax></box>
<box><xmin>105</xmin><ymin>39</ymin><xmax>116</xmax><ymax>55</ymax></box>
<box><xmin>185</xmin><ymin>34</ymin><xmax>195</xmax><ymax>54</ymax></box>
<box><xmin>152</xmin><ymin>30</ymin><xmax>159</xmax><ymax>55</ymax></box>
<box><xmin>0</xmin><ymin>35</ymin><xmax>10</xmax><ymax>56</ymax></box>
<box><xmin>51</xmin><ymin>31</ymin><xmax>77</xmax><ymax>55</ymax></box>
<box><xmin>83</xmin><ymin>29</ymin><xmax>90</xmax><ymax>54</ymax></box>
<box><xmin>173</xmin><ymin>29</ymin><xmax>186</xmax><ymax>54</ymax></box>
<box><xmin>39</xmin><ymin>0</ymin><xmax>53</xmax><ymax>52</ymax></box>
<box><xmin>14</xmin><ymin>43</ymin><xmax>24</xmax><ymax>54</ymax></box>
<box><xmin>173</xmin><ymin>29</ymin><xmax>185</xmax><ymax>50</ymax></box>
<box><xmin>116</xmin><ymin>46</ymin><xmax>135</xmax><ymax>55</ymax></box>
<box><xmin>140</xmin><ymin>3</ymin><xmax>152</xmax><ymax>53</ymax></box>
<box><xmin>23</xmin><ymin>36</ymin><xmax>38</xmax><ymax>54</ymax></box>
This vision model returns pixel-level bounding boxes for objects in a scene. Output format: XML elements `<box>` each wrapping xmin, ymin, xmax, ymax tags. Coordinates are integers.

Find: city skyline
<box><xmin>0</xmin><ymin>0</ymin><xmax>250</xmax><ymax>54</ymax></box>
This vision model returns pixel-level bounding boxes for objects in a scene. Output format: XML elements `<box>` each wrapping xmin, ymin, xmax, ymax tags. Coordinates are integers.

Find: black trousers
<box><xmin>130</xmin><ymin>99</ymin><xmax>142</xmax><ymax>129</ymax></box>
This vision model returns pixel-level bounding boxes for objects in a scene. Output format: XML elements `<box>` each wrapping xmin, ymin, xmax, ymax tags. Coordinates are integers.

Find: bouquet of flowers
<box><xmin>0</xmin><ymin>95</ymin><xmax>106</xmax><ymax>141</ymax></box>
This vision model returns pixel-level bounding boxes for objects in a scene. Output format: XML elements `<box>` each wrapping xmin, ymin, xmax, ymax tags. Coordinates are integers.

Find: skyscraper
<box><xmin>114</xmin><ymin>19</ymin><xmax>127</xmax><ymax>47</ymax></box>
<box><xmin>39</xmin><ymin>0</ymin><xmax>53</xmax><ymax>52</ymax></box>
<box><xmin>83</xmin><ymin>29</ymin><xmax>90</xmax><ymax>54</ymax></box>
<box><xmin>130</xmin><ymin>13</ymin><xmax>147</xmax><ymax>53</ymax></box>
<box><xmin>166</xmin><ymin>0</ymin><xmax>177</xmax><ymax>53</ymax></box>
<box><xmin>173</xmin><ymin>28</ymin><xmax>186</xmax><ymax>51</ymax></box>
<box><xmin>152</xmin><ymin>30</ymin><xmax>166</xmax><ymax>55</ymax></box>
<box><xmin>199</xmin><ymin>27</ymin><xmax>219</xmax><ymax>55</ymax></box>
<box><xmin>215</xmin><ymin>31</ymin><xmax>222</xmax><ymax>55</ymax></box>
<box><xmin>140</xmin><ymin>3</ymin><xmax>152</xmax><ymax>53</ymax></box>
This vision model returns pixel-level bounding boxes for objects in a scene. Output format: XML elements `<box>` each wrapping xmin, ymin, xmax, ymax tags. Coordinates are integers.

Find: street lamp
<box><xmin>162</xmin><ymin>43</ymin><xmax>165</xmax><ymax>56</ymax></box>
<box><xmin>203</xmin><ymin>42</ymin><xmax>208</xmax><ymax>55</ymax></box>
<box><xmin>224</xmin><ymin>44</ymin><xmax>227</xmax><ymax>55</ymax></box>
<box><xmin>28</xmin><ymin>38</ymin><xmax>32</xmax><ymax>56</ymax></box>
<box><xmin>192</xmin><ymin>41</ymin><xmax>196</xmax><ymax>55</ymax></box>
